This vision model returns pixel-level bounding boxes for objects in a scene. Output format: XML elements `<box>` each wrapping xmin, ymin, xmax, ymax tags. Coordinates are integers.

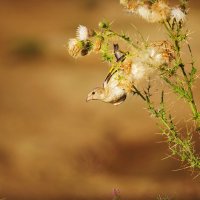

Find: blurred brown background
<box><xmin>0</xmin><ymin>0</ymin><xmax>200</xmax><ymax>200</ymax></box>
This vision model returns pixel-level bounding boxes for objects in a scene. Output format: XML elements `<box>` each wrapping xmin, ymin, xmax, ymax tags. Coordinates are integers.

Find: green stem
<box><xmin>136</xmin><ymin>89</ymin><xmax>200</xmax><ymax>170</ymax></box>
<box><xmin>107</xmin><ymin>29</ymin><xmax>140</xmax><ymax>50</ymax></box>
<box><xmin>163</xmin><ymin>20</ymin><xmax>200</xmax><ymax>127</ymax></box>
<box><xmin>132</xmin><ymin>85</ymin><xmax>146</xmax><ymax>101</ymax></box>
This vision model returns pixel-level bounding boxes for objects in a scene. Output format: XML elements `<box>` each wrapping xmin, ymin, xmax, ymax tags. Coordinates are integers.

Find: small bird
<box><xmin>86</xmin><ymin>43</ymin><xmax>129</xmax><ymax>106</ymax></box>
<box><xmin>86</xmin><ymin>70</ymin><xmax>127</xmax><ymax>106</ymax></box>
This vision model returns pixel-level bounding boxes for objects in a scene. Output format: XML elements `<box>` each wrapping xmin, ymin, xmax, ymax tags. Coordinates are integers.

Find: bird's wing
<box><xmin>103</xmin><ymin>69</ymin><xmax>118</xmax><ymax>88</ymax></box>
<box><xmin>112</xmin><ymin>93</ymin><xmax>127</xmax><ymax>106</ymax></box>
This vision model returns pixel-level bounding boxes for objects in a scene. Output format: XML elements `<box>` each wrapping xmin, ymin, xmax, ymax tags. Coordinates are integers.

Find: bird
<box><xmin>86</xmin><ymin>43</ymin><xmax>130</xmax><ymax>106</ymax></box>
<box><xmin>86</xmin><ymin>69</ymin><xmax>127</xmax><ymax>106</ymax></box>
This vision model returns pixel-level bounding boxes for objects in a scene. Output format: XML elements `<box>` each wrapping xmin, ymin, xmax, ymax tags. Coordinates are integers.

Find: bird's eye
<box><xmin>92</xmin><ymin>91</ymin><xmax>95</xmax><ymax>95</ymax></box>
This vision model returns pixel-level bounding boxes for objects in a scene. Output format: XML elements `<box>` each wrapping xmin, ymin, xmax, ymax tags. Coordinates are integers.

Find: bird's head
<box><xmin>86</xmin><ymin>87</ymin><xmax>105</xmax><ymax>102</ymax></box>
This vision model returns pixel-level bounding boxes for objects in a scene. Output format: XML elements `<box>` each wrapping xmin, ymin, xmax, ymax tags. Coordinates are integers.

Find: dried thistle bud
<box><xmin>93</xmin><ymin>36</ymin><xmax>104</xmax><ymax>52</ymax></box>
<box><xmin>81</xmin><ymin>49</ymin><xmax>88</xmax><ymax>56</ymax></box>
<box><xmin>81</xmin><ymin>41</ymin><xmax>93</xmax><ymax>56</ymax></box>
<box><xmin>68</xmin><ymin>38</ymin><xmax>83</xmax><ymax>58</ymax></box>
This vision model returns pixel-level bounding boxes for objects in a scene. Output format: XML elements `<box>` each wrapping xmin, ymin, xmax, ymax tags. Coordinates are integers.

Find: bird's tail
<box><xmin>113</xmin><ymin>43</ymin><xmax>126</xmax><ymax>62</ymax></box>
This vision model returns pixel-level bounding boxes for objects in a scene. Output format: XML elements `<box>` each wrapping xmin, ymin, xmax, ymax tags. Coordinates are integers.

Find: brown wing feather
<box><xmin>112</xmin><ymin>93</ymin><xmax>127</xmax><ymax>106</ymax></box>
<box><xmin>103</xmin><ymin>69</ymin><xmax>117</xmax><ymax>88</ymax></box>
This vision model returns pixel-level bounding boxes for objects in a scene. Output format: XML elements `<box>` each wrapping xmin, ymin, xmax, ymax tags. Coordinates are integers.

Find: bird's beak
<box><xmin>86</xmin><ymin>95</ymin><xmax>93</xmax><ymax>102</ymax></box>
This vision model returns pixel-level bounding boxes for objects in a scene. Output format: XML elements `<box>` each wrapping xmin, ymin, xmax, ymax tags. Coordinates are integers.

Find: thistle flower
<box><xmin>151</xmin><ymin>1</ymin><xmax>170</xmax><ymax>22</ymax></box>
<box><xmin>148</xmin><ymin>47</ymin><xmax>164</xmax><ymax>66</ymax></box>
<box><xmin>137</xmin><ymin>5</ymin><xmax>151</xmax><ymax>21</ymax></box>
<box><xmin>131</xmin><ymin>62</ymin><xmax>147</xmax><ymax>80</ymax></box>
<box><xmin>68</xmin><ymin>38</ymin><xmax>83</xmax><ymax>58</ymax></box>
<box><xmin>120</xmin><ymin>0</ymin><xmax>140</xmax><ymax>12</ymax></box>
<box><xmin>76</xmin><ymin>25</ymin><xmax>89</xmax><ymax>41</ymax></box>
<box><xmin>128</xmin><ymin>46</ymin><xmax>165</xmax><ymax>81</ymax></box>
<box><xmin>151</xmin><ymin>41</ymin><xmax>175</xmax><ymax>64</ymax></box>
<box><xmin>171</xmin><ymin>7</ymin><xmax>186</xmax><ymax>22</ymax></box>
<box><xmin>137</xmin><ymin>1</ymin><xmax>170</xmax><ymax>23</ymax></box>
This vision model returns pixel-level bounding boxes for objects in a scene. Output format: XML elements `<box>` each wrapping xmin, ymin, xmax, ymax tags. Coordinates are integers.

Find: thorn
<box><xmin>172</xmin><ymin>165</ymin><xmax>191</xmax><ymax>172</ymax></box>
<box><xmin>162</xmin><ymin>154</ymin><xmax>173</xmax><ymax>161</ymax></box>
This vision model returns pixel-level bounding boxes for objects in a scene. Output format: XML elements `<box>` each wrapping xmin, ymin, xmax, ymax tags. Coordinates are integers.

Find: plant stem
<box><xmin>132</xmin><ymin>85</ymin><xmax>146</xmax><ymax>101</ymax></box>
<box><xmin>135</xmin><ymin>88</ymin><xmax>200</xmax><ymax>170</ymax></box>
<box><xmin>163</xmin><ymin>21</ymin><xmax>200</xmax><ymax>127</ymax></box>
<box><xmin>106</xmin><ymin>29</ymin><xmax>140</xmax><ymax>50</ymax></box>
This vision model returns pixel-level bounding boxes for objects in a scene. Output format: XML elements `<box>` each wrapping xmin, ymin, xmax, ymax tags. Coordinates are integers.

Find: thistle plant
<box><xmin>67</xmin><ymin>0</ymin><xmax>200</xmax><ymax>174</ymax></box>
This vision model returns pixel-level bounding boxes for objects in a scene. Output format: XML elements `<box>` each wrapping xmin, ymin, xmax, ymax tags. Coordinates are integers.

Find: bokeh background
<box><xmin>0</xmin><ymin>0</ymin><xmax>200</xmax><ymax>199</ymax></box>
